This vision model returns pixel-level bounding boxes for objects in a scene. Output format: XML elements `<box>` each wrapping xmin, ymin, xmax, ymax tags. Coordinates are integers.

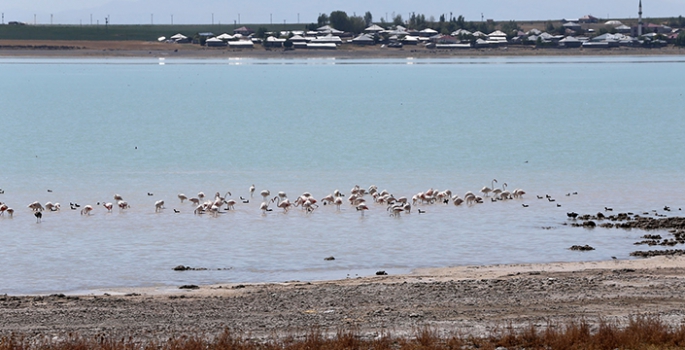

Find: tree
<box><xmin>329</xmin><ymin>10</ymin><xmax>350</xmax><ymax>31</ymax></box>
<box><xmin>256</xmin><ymin>27</ymin><xmax>269</xmax><ymax>39</ymax></box>
<box><xmin>676</xmin><ymin>31</ymin><xmax>685</xmax><ymax>47</ymax></box>
<box><xmin>364</xmin><ymin>11</ymin><xmax>373</xmax><ymax>26</ymax></box>
<box><xmin>317</xmin><ymin>13</ymin><xmax>329</xmax><ymax>27</ymax></box>
<box><xmin>393</xmin><ymin>14</ymin><xmax>403</xmax><ymax>26</ymax></box>
<box><xmin>349</xmin><ymin>15</ymin><xmax>367</xmax><ymax>33</ymax></box>
<box><xmin>500</xmin><ymin>20</ymin><xmax>520</xmax><ymax>36</ymax></box>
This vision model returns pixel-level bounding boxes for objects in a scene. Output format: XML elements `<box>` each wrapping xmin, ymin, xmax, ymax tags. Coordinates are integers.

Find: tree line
<box><xmin>306</xmin><ymin>10</ymin><xmax>509</xmax><ymax>36</ymax></box>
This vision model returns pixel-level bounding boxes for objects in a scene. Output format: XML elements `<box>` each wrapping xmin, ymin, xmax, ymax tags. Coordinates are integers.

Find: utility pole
<box><xmin>50</xmin><ymin>14</ymin><xmax>53</xmax><ymax>25</ymax></box>
<box><xmin>212</xmin><ymin>13</ymin><xmax>214</xmax><ymax>25</ymax></box>
<box><xmin>90</xmin><ymin>13</ymin><xmax>92</xmax><ymax>25</ymax></box>
<box><xmin>270</xmin><ymin>13</ymin><xmax>272</xmax><ymax>25</ymax></box>
<box><xmin>238</xmin><ymin>13</ymin><xmax>240</xmax><ymax>24</ymax></box>
<box><xmin>34</xmin><ymin>14</ymin><xmax>36</xmax><ymax>25</ymax></box>
<box><xmin>171</xmin><ymin>14</ymin><xmax>173</xmax><ymax>25</ymax></box>
<box><xmin>297</xmin><ymin>13</ymin><xmax>299</xmax><ymax>24</ymax></box>
<box><xmin>151</xmin><ymin>13</ymin><xmax>153</xmax><ymax>25</ymax></box>
<box><xmin>2</xmin><ymin>13</ymin><xmax>4</xmax><ymax>25</ymax></box>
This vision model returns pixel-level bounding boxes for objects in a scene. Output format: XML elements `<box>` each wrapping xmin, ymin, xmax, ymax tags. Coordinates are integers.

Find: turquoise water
<box><xmin>1</xmin><ymin>56</ymin><xmax>684</xmax><ymax>295</ymax></box>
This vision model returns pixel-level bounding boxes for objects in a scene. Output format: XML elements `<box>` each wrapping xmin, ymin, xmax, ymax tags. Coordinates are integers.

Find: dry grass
<box><xmin>3</xmin><ymin>317</ymin><xmax>685</xmax><ymax>350</ymax></box>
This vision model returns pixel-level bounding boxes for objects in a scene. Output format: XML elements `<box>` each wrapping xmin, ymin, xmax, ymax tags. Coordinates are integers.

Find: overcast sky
<box><xmin>2</xmin><ymin>0</ymin><xmax>683</xmax><ymax>25</ymax></box>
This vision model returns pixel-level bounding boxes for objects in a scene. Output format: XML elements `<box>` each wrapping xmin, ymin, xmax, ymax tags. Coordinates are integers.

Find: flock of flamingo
<box><xmin>0</xmin><ymin>180</ymin><xmax>527</xmax><ymax>223</ymax></box>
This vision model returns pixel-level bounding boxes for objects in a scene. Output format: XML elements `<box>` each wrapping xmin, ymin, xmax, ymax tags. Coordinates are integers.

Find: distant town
<box><xmin>152</xmin><ymin>4</ymin><xmax>685</xmax><ymax>51</ymax></box>
<box><xmin>2</xmin><ymin>6</ymin><xmax>684</xmax><ymax>52</ymax></box>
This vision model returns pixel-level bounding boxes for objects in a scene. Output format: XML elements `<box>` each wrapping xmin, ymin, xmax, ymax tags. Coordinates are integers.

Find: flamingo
<box><xmin>114</xmin><ymin>194</ymin><xmax>123</xmax><ymax>201</ymax></box>
<box><xmin>194</xmin><ymin>204</ymin><xmax>205</xmax><ymax>215</ymax></box>
<box><xmin>45</xmin><ymin>202</ymin><xmax>60</xmax><ymax>211</ymax></box>
<box><xmin>403</xmin><ymin>203</ymin><xmax>412</xmax><ymax>213</ymax></box>
<box><xmin>118</xmin><ymin>200</ymin><xmax>130</xmax><ymax>210</ymax></box>
<box><xmin>189</xmin><ymin>197</ymin><xmax>200</xmax><ymax>206</ymax></box>
<box><xmin>249</xmin><ymin>184</ymin><xmax>255</xmax><ymax>198</ymax></box>
<box><xmin>321</xmin><ymin>194</ymin><xmax>335</xmax><ymax>205</ymax></box>
<box><xmin>81</xmin><ymin>205</ymin><xmax>93</xmax><ymax>215</ymax></box>
<box><xmin>464</xmin><ymin>192</ymin><xmax>476</xmax><ymax>205</ymax></box>
<box><xmin>302</xmin><ymin>198</ymin><xmax>318</xmax><ymax>213</ymax></box>
<box><xmin>224</xmin><ymin>199</ymin><xmax>237</xmax><ymax>210</ymax></box>
<box><xmin>272</xmin><ymin>197</ymin><xmax>292</xmax><ymax>212</ymax></box>
<box><xmin>513</xmin><ymin>189</ymin><xmax>526</xmax><ymax>199</ymax></box>
<box><xmin>452</xmin><ymin>196</ymin><xmax>464</xmax><ymax>206</ymax></box>
<box><xmin>198</xmin><ymin>192</ymin><xmax>205</xmax><ymax>201</ymax></box>
<box><xmin>481</xmin><ymin>179</ymin><xmax>497</xmax><ymax>197</ymax></box>
<box><xmin>259</xmin><ymin>201</ymin><xmax>272</xmax><ymax>214</ymax></box>
<box><xmin>5</xmin><ymin>208</ymin><xmax>13</xmax><ymax>217</ymax></box>
<box><xmin>355</xmin><ymin>203</ymin><xmax>369</xmax><ymax>216</ymax></box>
<box><xmin>278</xmin><ymin>191</ymin><xmax>287</xmax><ymax>199</ymax></box>
<box><xmin>0</xmin><ymin>203</ymin><xmax>8</xmax><ymax>216</ymax></box>
<box><xmin>27</xmin><ymin>201</ymin><xmax>44</xmax><ymax>212</ymax></box>
<box><xmin>155</xmin><ymin>200</ymin><xmax>165</xmax><ymax>212</ymax></box>
<box><xmin>387</xmin><ymin>204</ymin><xmax>404</xmax><ymax>217</ymax></box>
<box><xmin>178</xmin><ymin>193</ymin><xmax>188</xmax><ymax>203</ymax></box>
<box><xmin>260</xmin><ymin>189</ymin><xmax>271</xmax><ymax>202</ymax></box>
<box><xmin>103</xmin><ymin>202</ymin><xmax>113</xmax><ymax>212</ymax></box>
<box><xmin>333</xmin><ymin>197</ymin><xmax>343</xmax><ymax>211</ymax></box>
<box><xmin>492</xmin><ymin>183</ymin><xmax>507</xmax><ymax>198</ymax></box>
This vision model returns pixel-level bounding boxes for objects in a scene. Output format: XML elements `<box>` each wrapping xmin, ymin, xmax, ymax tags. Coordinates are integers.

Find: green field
<box><xmin>0</xmin><ymin>23</ymin><xmax>308</xmax><ymax>41</ymax></box>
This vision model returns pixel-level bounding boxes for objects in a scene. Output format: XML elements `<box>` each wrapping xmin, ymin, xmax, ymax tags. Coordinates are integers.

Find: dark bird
<box><xmin>565</xmin><ymin>193</ymin><xmax>570</xmax><ymax>196</ymax></box>
<box><xmin>605</xmin><ymin>207</ymin><xmax>613</xmax><ymax>211</ymax></box>
<box><xmin>567</xmin><ymin>212</ymin><xmax>578</xmax><ymax>219</ymax></box>
<box><xmin>537</xmin><ymin>195</ymin><xmax>543</xmax><ymax>199</ymax></box>
<box><xmin>418</xmin><ymin>209</ymin><xmax>426</xmax><ymax>214</ymax></box>
<box><xmin>556</xmin><ymin>203</ymin><xmax>561</xmax><ymax>207</ymax></box>
<box><xmin>548</xmin><ymin>198</ymin><xmax>555</xmax><ymax>202</ymax></box>
<box><xmin>47</xmin><ymin>189</ymin><xmax>52</xmax><ymax>193</ymax></box>
<box><xmin>173</xmin><ymin>209</ymin><xmax>180</xmax><ymax>213</ymax></box>
<box><xmin>612</xmin><ymin>256</ymin><xmax>617</xmax><ymax>260</ymax></box>
<box><xmin>147</xmin><ymin>192</ymin><xmax>154</xmax><ymax>196</ymax></box>
<box><xmin>34</xmin><ymin>211</ymin><xmax>42</xmax><ymax>223</ymax></box>
<box><xmin>664</xmin><ymin>206</ymin><xmax>671</xmax><ymax>212</ymax></box>
<box><xmin>522</xmin><ymin>204</ymin><xmax>529</xmax><ymax>207</ymax></box>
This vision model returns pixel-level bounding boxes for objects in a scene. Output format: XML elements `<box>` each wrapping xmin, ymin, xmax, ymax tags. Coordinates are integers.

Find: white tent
<box><xmin>364</xmin><ymin>24</ymin><xmax>385</xmax><ymax>32</ymax></box>
<box><xmin>228</xmin><ymin>40</ymin><xmax>254</xmax><ymax>48</ymax></box>
<box><xmin>317</xmin><ymin>25</ymin><xmax>344</xmax><ymax>34</ymax></box>
<box><xmin>170</xmin><ymin>33</ymin><xmax>187</xmax><ymax>40</ymax></box>
<box><xmin>488</xmin><ymin>30</ymin><xmax>507</xmax><ymax>37</ymax></box>
<box><xmin>216</xmin><ymin>33</ymin><xmax>234</xmax><ymax>40</ymax></box>
<box><xmin>419</xmin><ymin>28</ymin><xmax>438</xmax><ymax>35</ymax></box>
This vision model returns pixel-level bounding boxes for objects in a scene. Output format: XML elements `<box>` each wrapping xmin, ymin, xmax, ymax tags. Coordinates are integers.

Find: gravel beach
<box><xmin>3</xmin><ymin>257</ymin><xmax>685</xmax><ymax>341</ymax></box>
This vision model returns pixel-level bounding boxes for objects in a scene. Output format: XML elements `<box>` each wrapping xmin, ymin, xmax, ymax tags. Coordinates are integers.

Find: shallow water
<box><xmin>1</xmin><ymin>55</ymin><xmax>684</xmax><ymax>295</ymax></box>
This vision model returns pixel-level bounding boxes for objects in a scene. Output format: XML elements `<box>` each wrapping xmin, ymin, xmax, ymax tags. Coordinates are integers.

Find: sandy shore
<box><xmin>3</xmin><ymin>256</ymin><xmax>685</xmax><ymax>340</ymax></box>
<box><xmin>1</xmin><ymin>39</ymin><xmax>684</xmax><ymax>58</ymax></box>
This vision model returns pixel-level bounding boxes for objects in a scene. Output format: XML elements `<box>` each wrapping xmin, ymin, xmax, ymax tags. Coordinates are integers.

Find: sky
<box><xmin>2</xmin><ymin>0</ymin><xmax>684</xmax><ymax>25</ymax></box>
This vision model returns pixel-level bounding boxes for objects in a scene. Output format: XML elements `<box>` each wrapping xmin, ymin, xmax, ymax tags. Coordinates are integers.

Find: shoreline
<box><xmin>4</xmin><ymin>256</ymin><xmax>685</xmax><ymax>340</ymax></box>
<box><xmin>94</xmin><ymin>255</ymin><xmax>678</xmax><ymax>296</ymax></box>
<box><xmin>1</xmin><ymin>39</ymin><xmax>685</xmax><ymax>58</ymax></box>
